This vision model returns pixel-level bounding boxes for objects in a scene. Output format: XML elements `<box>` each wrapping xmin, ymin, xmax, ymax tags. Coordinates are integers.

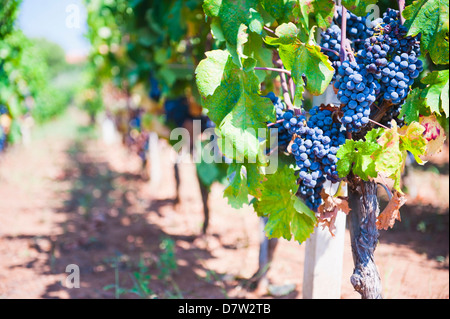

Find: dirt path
<box><xmin>0</xmin><ymin>109</ymin><xmax>448</xmax><ymax>299</ymax></box>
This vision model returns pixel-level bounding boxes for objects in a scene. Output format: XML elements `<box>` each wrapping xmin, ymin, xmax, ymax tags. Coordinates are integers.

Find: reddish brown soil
<box><xmin>0</xmin><ymin>109</ymin><xmax>448</xmax><ymax>299</ymax></box>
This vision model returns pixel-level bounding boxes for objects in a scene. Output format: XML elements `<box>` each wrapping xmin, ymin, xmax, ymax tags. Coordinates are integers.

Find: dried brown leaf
<box><xmin>376</xmin><ymin>191</ymin><xmax>407</xmax><ymax>230</ymax></box>
<box><xmin>318</xmin><ymin>190</ymin><xmax>351</xmax><ymax>236</ymax></box>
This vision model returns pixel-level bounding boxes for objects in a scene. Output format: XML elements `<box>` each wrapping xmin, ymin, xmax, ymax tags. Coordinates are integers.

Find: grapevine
<box><xmin>195</xmin><ymin>0</ymin><xmax>449</xmax><ymax>299</ymax></box>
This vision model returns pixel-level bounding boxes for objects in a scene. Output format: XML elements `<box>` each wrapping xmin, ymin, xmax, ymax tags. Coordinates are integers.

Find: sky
<box><xmin>18</xmin><ymin>0</ymin><xmax>91</xmax><ymax>57</ymax></box>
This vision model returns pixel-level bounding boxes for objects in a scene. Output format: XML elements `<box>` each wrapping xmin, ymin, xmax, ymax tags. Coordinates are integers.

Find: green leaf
<box><xmin>244</xmin><ymin>32</ymin><xmax>274</xmax><ymax>82</ymax></box>
<box><xmin>195</xmin><ymin>50</ymin><xmax>231</xmax><ymax>97</ymax></box>
<box><xmin>403</xmin><ymin>0</ymin><xmax>449</xmax><ymax>65</ymax></box>
<box><xmin>400</xmin><ymin>70</ymin><xmax>449</xmax><ymax>123</ymax></box>
<box><xmin>253</xmin><ymin>165</ymin><xmax>316</xmax><ymax>242</ymax></box>
<box><xmin>365</xmin><ymin>127</ymin><xmax>385</xmax><ymax>143</ymax></box>
<box><xmin>372</xmin><ymin>121</ymin><xmax>403</xmax><ymax>189</ymax></box>
<box><xmin>223</xmin><ymin>162</ymin><xmax>265</xmax><ymax>208</ymax></box>
<box><xmin>203</xmin><ymin>0</ymin><xmax>264</xmax><ymax>46</ymax></box>
<box><xmin>196</xmin><ymin>142</ymin><xmax>229</xmax><ymax>187</ymax></box>
<box><xmin>341</xmin><ymin>0</ymin><xmax>378</xmax><ymax>16</ymax></box>
<box><xmin>400</xmin><ymin>88</ymin><xmax>423</xmax><ymax>124</ymax></box>
<box><xmin>336</xmin><ymin>138</ymin><xmax>381</xmax><ymax>180</ymax></box>
<box><xmin>297</xmin><ymin>0</ymin><xmax>335</xmax><ymax>30</ymax></box>
<box><xmin>421</xmin><ymin>70</ymin><xmax>449</xmax><ymax>117</ymax></box>
<box><xmin>260</xmin><ymin>0</ymin><xmax>290</xmax><ymax>20</ymax></box>
<box><xmin>197</xmin><ymin>53</ymin><xmax>275</xmax><ymax>161</ymax></box>
<box><xmin>223</xmin><ymin>163</ymin><xmax>250</xmax><ymax>209</ymax></box>
<box><xmin>267</xmin><ymin>32</ymin><xmax>334</xmax><ymax>100</ymax></box>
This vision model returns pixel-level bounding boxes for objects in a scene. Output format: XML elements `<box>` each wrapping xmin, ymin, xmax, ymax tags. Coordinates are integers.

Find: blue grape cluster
<box><xmin>335</xmin><ymin>60</ymin><xmax>380</xmax><ymax>133</ymax></box>
<box><xmin>291</xmin><ymin>126</ymin><xmax>329</xmax><ymax>211</ymax></box>
<box><xmin>164</xmin><ymin>97</ymin><xmax>191</xmax><ymax>128</ymax></box>
<box><xmin>320</xmin><ymin>8</ymin><xmax>376</xmax><ymax>66</ymax></box>
<box><xmin>265</xmin><ymin>92</ymin><xmax>293</xmax><ymax>150</ymax></box>
<box><xmin>328</xmin><ymin>8</ymin><xmax>422</xmax><ymax>133</ymax></box>
<box><xmin>335</xmin><ymin>7</ymin><xmax>375</xmax><ymax>50</ymax></box>
<box><xmin>308</xmin><ymin>106</ymin><xmax>346</xmax><ymax>148</ymax></box>
<box><xmin>265</xmin><ymin>93</ymin><xmax>348</xmax><ymax>211</ymax></box>
<box><xmin>357</xmin><ymin>10</ymin><xmax>423</xmax><ymax>106</ymax></box>
<box><xmin>308</xmin><ymin>106</ymin><xmax>346</xmax><ymax>183</ymax></box>
<box><xmin>320</xmin><ymin>25</ymin><xmax>341</xmax><ymax>65</ymax></box>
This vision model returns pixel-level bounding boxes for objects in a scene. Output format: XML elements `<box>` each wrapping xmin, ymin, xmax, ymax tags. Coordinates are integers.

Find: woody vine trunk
<box><xmin>348</xmin><ymin>180</ymin><xmax>383</xmax><ymax>299</ymax></box>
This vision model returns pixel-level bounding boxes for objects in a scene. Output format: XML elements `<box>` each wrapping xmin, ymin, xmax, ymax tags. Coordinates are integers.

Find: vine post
<box><xmin>303</xmin><ymin>85</ymin><xmax>347</xmax><ymax>299</ymax></box>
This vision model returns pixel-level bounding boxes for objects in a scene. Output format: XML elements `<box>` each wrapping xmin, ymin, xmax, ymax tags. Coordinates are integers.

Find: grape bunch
<box><xmin>290</xmin><ymin>127</ymin><xmax>329</xmax><ymax>211</ymax></box>
<box><xmin>164</xmin><ymin>97</ymin><xmax>192</xmax><ymax>128</ymax></box>
<box><xmin>334</xmin><ymin>60</ymin><xmax>379</xmax><ymax>133</ymax></box>
<box><xmin>320</xmin><ymin>8</ymin><xmax>375</xmax><ymax>68</ymax></box>
<box><xmin>335</xmin><ymin>6</ymin><xmax>375</xmax><ymax>50</ymax></box>
<box><xmin>266</xmin><ymin>92</ymin><xmax>347</xmax><ymax>210</ymax></box>
<box><xmin>358</xmin><ymin>9</ymin><xmax>422</xmax><ymax>106</ymax></box>
<box><xmin>269</xmin><ymin>8</ymin><xmax>424</xmax><ymax>212</ymax></box>
<box><xmin>320</xmin><ymin>25</ymin><xmax>341</xmax><ymax>65</ymax></box>
<box><xmin>308</xmin><ymin>106</ymin><xmax>346</xmax><ymax>183</ymax></box>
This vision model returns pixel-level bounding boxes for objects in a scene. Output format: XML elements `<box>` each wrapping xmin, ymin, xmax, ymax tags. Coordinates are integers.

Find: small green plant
<box><xmin>127</xmin><ymin>256</ymin><xmax>156</xmax><ymax>299</ymax></box>
<box><xmin>157</xmin><ymin>238</ymin><xmax>177</xmax><ymax>280</ymax></box>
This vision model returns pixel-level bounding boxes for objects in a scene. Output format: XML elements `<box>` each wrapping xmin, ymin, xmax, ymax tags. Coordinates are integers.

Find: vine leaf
<box><xmin>296</xmin><ymin>0</ymin><xmax>335</xmax><ymax>30</ymax></box>
<box><xmin>400</xmin><ymin>70</ymin><xmax>449</xmax><ymax>123</ymax></box>
<box><xmin>265</xmin><ymin>26</ymin><xmax>334</xmax><ymax>101</ymax></box>
<box><xmin>260</xmin><ymin>0</ymin><xmax>294</xmax><ymax>21</ymax></box>
<box><xmin>376</xmin><ymin>191</ymin><xmax>406</xmax><ymax>230</ymax></box>
<box><xmin>341</xmin><ymin>0</ymin><xmax>378</xmax><ymax>16</ymax></box>
<box><xmin>372</xmin><ymin>121</ymin><xmax>428</xmax><ymax>192</ymax></box>
<box><xmin>398</xmin><ymin>121</ymin><xmax>428</xmax><ymax>165</ymax></box>
<box><xmin>372</xmin><ymin>123</ymin><xmax>403</xmax><ymax>189</ymax></box>
<box><xmin>403</xmin><ymin>0</ymin><xmax>449</xmax><ymax>65</ymax></box>
<box><xmin>223</xmin><ymin>162</ymin><xmax>265</xmax><ymax>208</ymax></box>
<box><xmin>400</xmin><ymin>88</ymin><xmax>426</xmax><ymax>124</ymax></box>
<box><xmin>223</xmin><ymin>163</ymin><xmax>250</xmax><ymax>209</ymax></box>
<box><xmin>420</xmin><ymin>70</ymin><xmax>449</xmax><ymax>117</ymax></box>
<box><xmin>336</xmin><ymin>137</ymin><xmax>381</xmax><ymax>181</ymax></box>
<box><xmin>253</xmin><ymin>164</ymin><xmax>316</xmax><ymax>243</ymax></box>
<box><xmin>196</xmin><ymin>51</ymin><xmax>275</xmax><ymax>161</ymax></box>
<box><xmin>195</xmin><ymin>50</ymin><xmax>231</xmax><ymax>98</ymax></box>
<box><xmin>244</xmin><ymin>31</ymin><xmax>274</xmax><ymax>82</ymax></box>
<box><xmin>203</xmin><ymin>0</ymin><xmax>264</xmax><ymax>46</ymax></box>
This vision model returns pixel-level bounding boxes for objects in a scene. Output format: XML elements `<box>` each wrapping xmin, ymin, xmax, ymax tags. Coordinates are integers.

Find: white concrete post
<box><xmin>302</xmin><ymin>84</ymin><xmax>347</xmax><ymax>299</ymax></box>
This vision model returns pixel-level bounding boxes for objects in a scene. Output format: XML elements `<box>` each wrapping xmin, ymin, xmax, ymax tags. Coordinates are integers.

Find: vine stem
<box><xmin>288</xmin><ymin>77</ymin><xmax>296</xmax><ymax>105</ymax></box>
<box><xmin>254</xmin><ymin>67</ymin><xmax>291</xmax><ymax>76</ymax></box>
<box><xmin>368</xmin><ymin>118</ymin><xmax>389</xmax><ymax>129</ymax></box>
<box><xmin>339</xmin><ymin>6</ymin><xmax>348</xmax><ymax>62</ymax></box>
<box><xmin>280</xmin><ymin>70</ymin><xmax>294</xmax><ymax>110</ymax></box>
<box><xmin>264</xmin><ymin>26</ymin><xmax>276</xmax><ymax>35</ymax></box>
<box><xmin>272</xmin><ymin>55</ymin><xmax>294</xmax><ymax>110</ymax></box>
<box><xmin>398</xmin><ymin>0</ymin><xmax>406</xmax><ymax>25</ymax></box>
<box><xmin>321</xmin><ymin>46</ymin><xmax>340</xmax><ymax>57</ymax></box>
<box><xmin>267</xmin><ymin>119</ymin><xmax>284</xmax><ymax>127</ymax></box>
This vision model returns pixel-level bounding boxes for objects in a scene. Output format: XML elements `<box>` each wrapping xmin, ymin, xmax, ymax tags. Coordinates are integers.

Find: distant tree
<box><xmin>31</xmin><ymin>38</ymin><xmax>69</xmax><ymax>79</ymax></box>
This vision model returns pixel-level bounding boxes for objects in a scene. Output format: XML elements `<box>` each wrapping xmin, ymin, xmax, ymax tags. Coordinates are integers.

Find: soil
<box><xmin>0</xmin><ymin>108</ymin><xmax>448</xmax><ymax>299</ymax></box>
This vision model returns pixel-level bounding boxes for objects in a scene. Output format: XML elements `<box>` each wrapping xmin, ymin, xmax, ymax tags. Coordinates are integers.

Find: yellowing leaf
<box><xmin>419</xmin><ymin>115</ymin><xmax>447</xmax><ymax>160</ymax></box>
